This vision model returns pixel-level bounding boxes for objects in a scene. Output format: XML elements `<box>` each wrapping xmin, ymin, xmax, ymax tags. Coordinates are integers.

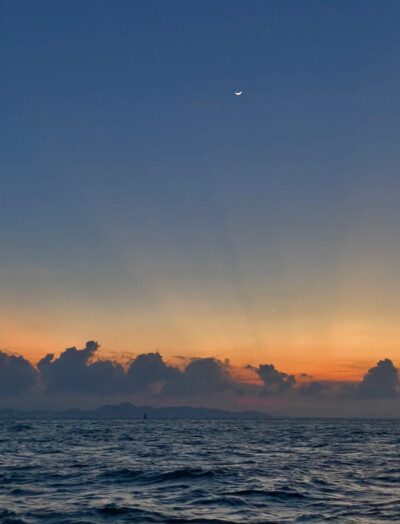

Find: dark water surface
<box><xmin>0</xmin><ymin>418</ymin><xmax>399</xmax><ymax>523</ymax></box>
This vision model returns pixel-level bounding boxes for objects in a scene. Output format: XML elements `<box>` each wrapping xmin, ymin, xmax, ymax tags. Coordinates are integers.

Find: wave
<box><xmin>148</xmin><ymin>467</ymin><xmax>219</xmax><ymax>482</ymax></box>
<box><xmin>228</xmin><ymin>488</ymin><xmax>307</xmax><ymax>500</ymax></box>
<box><xmin>102</xmin><ymin>467</ymin><xmax>143</xmax><ymax>480</ymax></box>
<box><xmin>102</xmin><ymin>466</ymin><xmax>223</xmax><ymax>485</ymax></box>
<box><xmin>1</xmin><ymin>418</ymin><xmax>399</xmax><ymax>522</ymax></box>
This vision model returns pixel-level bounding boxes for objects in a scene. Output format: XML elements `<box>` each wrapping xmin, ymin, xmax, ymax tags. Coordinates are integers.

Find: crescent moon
<box><xmin>235</xmin><ymin>91</ymin><xmax>243</xmax><ymax>95</ymax></box>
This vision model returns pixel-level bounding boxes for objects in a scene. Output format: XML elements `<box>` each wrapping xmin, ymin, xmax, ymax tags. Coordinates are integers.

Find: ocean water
<box><xmin>0</xmin><ymin>419</ymin><xmax>399</xmax><ymax>523</ymax></box>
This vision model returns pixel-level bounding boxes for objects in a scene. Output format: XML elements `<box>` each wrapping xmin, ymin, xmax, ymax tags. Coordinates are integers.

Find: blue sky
<box><xmin>1</xmin><ymin>1</ymin><xmax>400</xmax><ymax>378</ymax></box>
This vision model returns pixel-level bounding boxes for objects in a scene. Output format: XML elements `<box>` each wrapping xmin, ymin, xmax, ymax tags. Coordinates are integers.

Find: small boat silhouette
<box><xmin>143</xmin><ymin>413</ymin><xmax>147</xmax><ymax>419</ymax></box>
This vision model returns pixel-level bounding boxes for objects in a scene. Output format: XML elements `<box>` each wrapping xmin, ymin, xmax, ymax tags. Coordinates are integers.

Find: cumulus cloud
<box><xmin>126</xmin><ymin>352</ymin><xmax>179</xmax><ymax>393</ymax></box>
<box><xmin>345</xmin><ymin>359</ymin><xmax>399</xmax><ymax>399</ymax></box>
<box><xmin>0</xmin><ymin>351</ymin><xmax>38</xmax><ymax>394</ymax></box>
<box><xmin>38</xmin><ymin>341</ymin><xmax>125</xmax><ymax>395</ymax></box>
<box><xmin>1</xmin><ymin>341</ymin><xmax>399</xmax><ymax>413</ymax></box>
<box><xmin>248</xmin><ymin>363</ymin><xmax>296</xmax><ymax>395</ymax></box>
<box><xmin>36</xmin><ymin>344</ymin><xmax>233</xmax><ymax>398</ymax></box>
<box><xmin>162</xmin><ymin>357</ymin><xmax>233</xmax><ymax>396</ymax></box>
<box><xmin>297</xmin><ymin>381</ymin><xmax>331</xmax><ymax>397</ymax></box>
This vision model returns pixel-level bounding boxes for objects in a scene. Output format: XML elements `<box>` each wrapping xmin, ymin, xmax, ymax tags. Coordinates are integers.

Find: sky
<box><xmin>1</xmin><ymin>1</ymin><xmax>400</xmax><ymax>414</ymax></box>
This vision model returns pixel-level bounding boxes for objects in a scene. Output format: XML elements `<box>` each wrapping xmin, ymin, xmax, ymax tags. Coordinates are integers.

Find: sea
<box><xmin>0</xmin><ymin>418</ymin><xmax>399</xmax><ymax>523</ymax></box>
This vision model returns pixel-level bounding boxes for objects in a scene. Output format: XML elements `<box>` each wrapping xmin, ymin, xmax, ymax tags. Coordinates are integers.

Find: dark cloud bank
<box><xmin>0</xmin><ymin>342</ymin><xmax>399</xmax><ymax>408</ymax></box>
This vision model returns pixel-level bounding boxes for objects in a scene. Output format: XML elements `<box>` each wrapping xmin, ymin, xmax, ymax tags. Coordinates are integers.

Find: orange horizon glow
<box><xmin>1</xmin><ymin>333</ymin><xmax>397</xmax><ymax>384</ymax></box>
<box><xmin>2</xmin><ymin>217</ymin><xmax>400</xmax><ymax>387</ymax></box>
<box><xmin>2</xmin><ymin>291</ymin><xmax>400</xmax><ymax>385</ymax></box>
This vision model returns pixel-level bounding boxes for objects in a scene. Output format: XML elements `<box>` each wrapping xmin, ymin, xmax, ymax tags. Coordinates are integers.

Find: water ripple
<box><xmin>0</xmin><ymin>419</ymin><xmax>399</xmax><ymax>522</ymax></box>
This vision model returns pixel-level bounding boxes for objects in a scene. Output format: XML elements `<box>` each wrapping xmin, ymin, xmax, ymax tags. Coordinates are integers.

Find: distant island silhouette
<box><xmin>0</xmin><ymin>402</ymin><xmax>271</xmax><ymax>419</ymax></box>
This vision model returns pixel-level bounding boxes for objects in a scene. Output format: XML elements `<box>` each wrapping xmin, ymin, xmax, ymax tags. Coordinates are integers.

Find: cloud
<box><xmin>345</xmin><ymin>359</ymin><xmax>399</xmax><ymax>399</ymax></box>
<box><xmin>297</xmin><ymin>381</ymin><xmax>331</xmax><ymax>397</ymax></box>
<box><xmin>36</xmin><ymin>344</ymin><xmax>233</xmax><ymax>398</ymax></box>
<box><xmin>1</xmin><ymin>340</ymin><xmax>399</xmax><ymax>417</ymax></box>
<box><xmin>35</xmin><ymin>344</ymin><xmax>235</xmax><ymax>398</ymax></box>
<box><xmin>0</xmin><ymin>351</ymin><xmax>38</xmax><ymax>394</ymax></box>
<box><xmin>162</xmin><ymin>357</ymin><xmax>233</xmax><ymax>396</ymax></box>
<box><xmin>248</xmin><ymin>363</ymin><xmax>296</xmax><ymax>395</ymax></box>
<box><xmin>126</xmin><ymin>352</ymin><xmax>179</xmax><ymax>393</ymax></box>
<box><xmin>38</xmin><ymin>341</ymin><xmax>125</xmax><ymax>395</ymax></box>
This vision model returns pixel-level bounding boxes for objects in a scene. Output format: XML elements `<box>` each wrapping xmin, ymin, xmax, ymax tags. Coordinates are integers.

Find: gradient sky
<box><xmin>2</xmin><ymin>1</ymin><xmax>400</xmax><ymax>382</ymax></box>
